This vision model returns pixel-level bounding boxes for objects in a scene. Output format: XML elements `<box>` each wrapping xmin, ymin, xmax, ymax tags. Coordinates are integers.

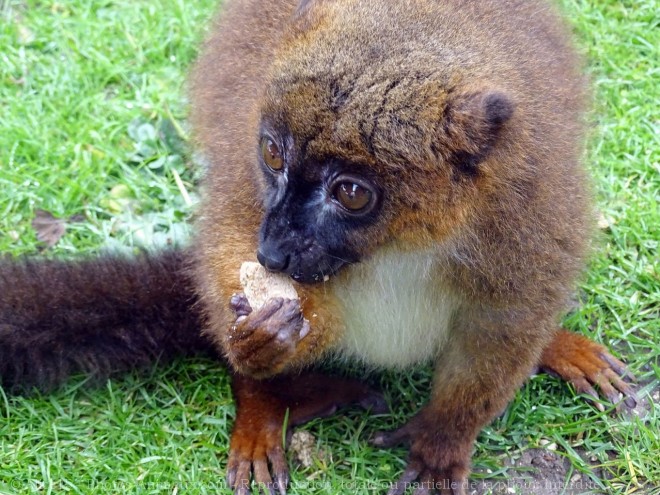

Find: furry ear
<box><xmin>443</xmin><ymin>90</ymin><xmax>514</xmax><ymax>175</ymax></box>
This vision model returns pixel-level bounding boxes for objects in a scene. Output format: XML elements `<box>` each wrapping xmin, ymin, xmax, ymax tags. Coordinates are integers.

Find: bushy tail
<box><xmin>0</xmin><ymin>249</ymin><xmax>213</xmax><ymax>392</ymax></box>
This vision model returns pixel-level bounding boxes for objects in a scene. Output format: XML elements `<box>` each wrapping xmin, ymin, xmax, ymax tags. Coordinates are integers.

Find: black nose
<box><xmin>257</xmin><ymin>248</ymin><xmax>290</xmax><ymax>273</ymax></box>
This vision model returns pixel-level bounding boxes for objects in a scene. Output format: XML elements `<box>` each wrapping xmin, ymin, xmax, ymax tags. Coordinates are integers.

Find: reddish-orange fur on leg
<box><xmin>540</xmin><ymin>329</ymin><xmax>636</xmax><ymax>410</ymax></box>
<box><xmin>228</xmin><ymin>373</ymin><xmax>386</xmax><ymax>494</ymax></box>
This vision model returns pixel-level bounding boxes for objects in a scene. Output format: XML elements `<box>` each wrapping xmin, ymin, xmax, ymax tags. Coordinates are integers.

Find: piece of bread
<box><xmin>239</xmin><ymin>261</ymin><xmax>299</xmax><ymax>310</ymax></box>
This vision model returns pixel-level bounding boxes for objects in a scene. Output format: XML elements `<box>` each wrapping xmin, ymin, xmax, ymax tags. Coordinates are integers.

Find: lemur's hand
<box><xmin>228</xmin><ymin>294</ymin><xmax>310</xmax><ymax>377</ymax></box>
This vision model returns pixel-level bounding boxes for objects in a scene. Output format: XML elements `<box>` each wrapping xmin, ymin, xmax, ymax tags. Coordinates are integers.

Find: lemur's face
<box><xmin>255</xmin><ymin>127</ymin><xmax>384</xmax><ymax>284</ymax></box>
<box><xmin>254</xmin><ymin>10</ymin><xmax>514</xmax><ymax>284</ymax></box>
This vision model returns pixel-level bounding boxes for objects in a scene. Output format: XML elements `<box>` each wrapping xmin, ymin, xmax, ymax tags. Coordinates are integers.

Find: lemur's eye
<box><xmin>261</xmin><ymin>137</ymin><xmax>283</xmax><ymax>171</ymax></box>
<box><xmin>333</xmin><ymin>181</ymin><xmax>373</xmax><ymax>212</ymax></box>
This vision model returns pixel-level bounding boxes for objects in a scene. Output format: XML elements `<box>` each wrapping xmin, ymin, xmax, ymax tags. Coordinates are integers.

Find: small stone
<box><xmin>289</xmin><ymin>430</ymin><xmax>317</xmax><ymax>468</ymax></box>
<box><xmin>597</xmin><ymin>212</ymin><xmax>612</xmax><ymax>229</ymax></box>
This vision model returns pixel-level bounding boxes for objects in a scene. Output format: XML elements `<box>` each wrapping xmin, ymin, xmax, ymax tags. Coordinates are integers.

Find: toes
<box><xmin>273</xmin><ymin>299</ymin><xmax>307</xmax><ymax>342</ymax></box>
<box><xmin>598</xmin><ymin>350</ymin><xmax>631</xmax><ymax>379</ymax></box>
<box><xmin>576</xmin><ymin>354</ymin><xmax>636</xmax><ymax>409</ymax></box>
<box><xmin>599</xmin><ymin>369</ymin><xmax>637</xmax><ymax>408</ymax></box>
<box><xmin>268</xmin><ymin>445</ymin><xmax>289</xmax><ymax>495</ymax></box>
<box><xmin>387</xmin><ymin>463</ymin><xmax>468</xmax><ymax>495</ymax></box>
<box><xmin>251</xmin><ymin>298</ymin><xmax>287</xmax><ymax>324</ymax></box>
<box><xmin>540</xmin><ymin>330</ymin><xmax>636</xmax><ymax>408</ymax></box>
<box><xmin>412</xmin><ymin>471</ymin><xmax>434</xmax><ymax>495</ymax></box>
<box><xmin>278</xmin><ymin>299</ymin><xmax>303</xmax><ymax>320</ymax></box>
<box><xmin>236</xmin><ymin>484</ymin><xmax>251</xmax><ymax>495</ymax></box>
<box><xmin>594</xmin><ymin>371</ymin><xmax>623</xmax><ymax>405</ymax></box>
<box><xmin>234</xmin><ymin>298</ymin><xmax>305</xmax><ymax>343</ymax></box>
<box><xmin>358</xmin><ymin>390</ymin><xmax>389</xmax><ymax>414</ymax></box>
<box><xmin>226</xmin><ymin>450</ymin><xmax>239</xmax><ymax>488</ymax></box>
<box><xmin>387</xmin><ymin>462</ymin><xmax>422</xmax><ymax>495</ymax></box>
<box><xmin>372</xmin><ymin>424</ymin><xmax>411</xmax><ymax>449</ymax></box>
<box><xmin>228</xmin><ymin>458</ymin><xmax>252</xmax><ymax>494</ymax></box>
<box><xmin>252</xmin><ymin>459</ymin><xmax>275</xmax><ymax>495</ymax></box>
<box><xmin>571</xmin><ymin>374</ymin><xmax>605</xmax><ymax>411</ymax></box>
<box><xmin>412</xmin><ymin>485</ymin><xmax>431</xmax><ymax>495</ymax></box>
<box><xmin>231</xmin><ymin>293</ymin><xmax>253</xmax><ymax>317</ymax></box>
<box><xmin>227</xmin><ymin>449</ymin><xmax>289</xmax><ymax>495</ymax></box>
<box><xmin>603</xmin><ymin>368</ymin><xmax>636</xmax><ymax>397</ymax></box>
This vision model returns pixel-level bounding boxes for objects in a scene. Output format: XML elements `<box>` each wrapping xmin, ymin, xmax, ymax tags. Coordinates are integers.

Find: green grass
<box><xmin>0</xmin><ymin>0</ymin><xmax>658</xmax><ymax>494</ymax></box>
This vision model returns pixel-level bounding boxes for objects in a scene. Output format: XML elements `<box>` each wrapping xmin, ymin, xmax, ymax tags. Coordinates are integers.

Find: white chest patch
<box><xmin>333</xmin><ymin>249</ymin><xmax>456</xmax><ymax>369</ymax></box>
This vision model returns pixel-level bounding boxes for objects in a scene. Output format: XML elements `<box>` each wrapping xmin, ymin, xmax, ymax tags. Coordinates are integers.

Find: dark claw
<box><xmin>298</xmin><ymin>319</ymin><xmax>311</xmax><ymax>340</ymax></box>
<box><xmin>370</xmin><ymin>431</ymin><xmax>389</xmax><ymax>448</ymax></box>
<box><xmin>388</xmin><ymin>464</ymin><xmax>422</xmax><ymax>495</ymax></box>
<box><xmin>358</xmin><ymin>390</ymin><xmax>389</xmax><ymax>414</ymax></box>
<box><xmin>573</xmin><ymin>377</ymin><xmax>605</xmax><ymax>412</ymax></box>
<box><xmin>599</xmin><ymin>351</ymin><xmax>633</xmax><ymax>380</ymax></box>
<box><xmin>226</xmin><ymin>465</ymin><xmax>236</xmax><ymax>488</ymax></box>
<box><xmin>268</xmin><ymin>445</ymin><xmax>288</xmax><ymax>495</ymax></box>
<box><xmin>226</xmin><ymin>451</ymin><xmax>239</xmax><ymax>489</ymax></box>
<box><xmin>275</xmin><ymin>471</ymin><xmax>288</xmax><ymax>495</ymax></box>
<box><xmin>226</xmin><ymin>444</ymin><xmax>289</xmax><ymax>495</ymax></box>
<box><xmin>603</xmin><ymin>385</ymin><xmax>622</xmax><ymax>406</ymax></box>
<box><xmin>228</xmin><ymin>458</ymin><xmax>252</xmax><ymax>494</ymax></box>
<box><xmin>371</xmin><ymin>425</ymin><xmax>410</xmax><ymax>449</ymax></box>
<box><xmin>604</xmin><ymin>369</ymin><xmax>637</xmax><ymax>407</ymax></box>
<box><xmin>541</xmin><ymin>366</ymin><xmax>561</xmax><ymax>380</ymax></box>
<box><xmin>412</xmin><ymin>484</ymin><xmax>431</xmax><ymax>495</ymax></box>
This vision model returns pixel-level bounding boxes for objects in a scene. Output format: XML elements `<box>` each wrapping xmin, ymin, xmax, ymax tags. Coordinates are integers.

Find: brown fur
<box><xmin>188</xmin><ymin>0</ymin><xmax>630</xmax><ymax>493</ymax></box>
<box><xmin>229</xmin><ymin>373</ymin><xmax>386</xmax><ymax>492</ymax></box>
<box><xmin>0</xmin><ymin>250</ymin><xmax>211</xmax><ymax>391</ymax></box>
<box><xmin>192</xmin><ymin>0</ymin><xmax>590</xmax><ymax>354</ymax></box>
<box><xmin>0</xmin><ymin>1</ymin><xmax>635</xmax><ymax>493</ymax></box>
